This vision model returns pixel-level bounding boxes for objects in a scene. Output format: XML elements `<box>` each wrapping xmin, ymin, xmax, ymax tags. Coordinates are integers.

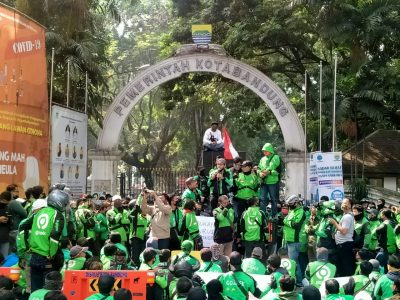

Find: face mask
<box><xmin>354</xmin><ymin>213</ymin><xmax>363</xmax><ymax>221</ymax></box>
<box><xmin>377</xmin><ymin>204</ymin><xmax>384</xmax><ymax>210</ymax></box>
<box><xmin>281</xmin><ymin>208</ymin><xmax>288</xmax><ymax>215</ymax></box>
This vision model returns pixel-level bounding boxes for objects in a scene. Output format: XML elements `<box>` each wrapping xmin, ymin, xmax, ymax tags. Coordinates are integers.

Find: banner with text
<box><xmin>196</xmin><ymin>216</ymin><xmax>215</xmax><ymax>248</ymax></box>
<box><xmin>0</xmin><ymin>4</ymin><xmax>49</xmax><ymax>192</ymax></box>
<box><xmin>51</xmin><ymin>106</ymin><xmax>87</xmax><ymax>198</ymax></box>
<box><xmin>309</xmin><ymin>152</ymin><xmax>344</xmax><ymax>201</ymax></box>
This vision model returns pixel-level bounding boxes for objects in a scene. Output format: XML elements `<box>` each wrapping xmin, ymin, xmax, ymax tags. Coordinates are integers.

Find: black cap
<box><xmin>211</xmin><ymin>121</ymin><xmax>219</xmax><ymax>126</ymax></box>
<box><xmin>241</xmin><ymin>160</ymin><xmax>253</xmax><ymax>167</ymax></box>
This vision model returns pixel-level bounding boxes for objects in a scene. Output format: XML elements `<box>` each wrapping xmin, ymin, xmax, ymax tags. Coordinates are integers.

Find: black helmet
<box><xmin>173</xmin><ymin>260</ymin><xmax>193</xmax><ymax>279</ymax></box>
<box><xmin>47</xmin><ymin>190</ymin><xmax>69</xmax><ymax>212</ymax></box>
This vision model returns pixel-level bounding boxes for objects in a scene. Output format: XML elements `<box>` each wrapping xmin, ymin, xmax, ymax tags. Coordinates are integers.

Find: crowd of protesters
<box><xmin>0</xmin><ymin>143</ymin><xmax>399</xmax><ymax>300</ymax></box>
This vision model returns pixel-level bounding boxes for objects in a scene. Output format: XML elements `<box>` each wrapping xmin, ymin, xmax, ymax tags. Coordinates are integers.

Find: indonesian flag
<box><xmin>223</xmin><ymin>127</ymin><xmax>239</xmax><ymax>160</ymax></box>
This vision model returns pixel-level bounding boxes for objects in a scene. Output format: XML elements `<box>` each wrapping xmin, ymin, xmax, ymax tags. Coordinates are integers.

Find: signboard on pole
<box><xmin>309</xmin><ymin>152</ymin><xmax>344</xmax><ymax>201</ymax></box>
<box><xmin>51</xmin><ymin>105</ymin><xmax>87</xmax><ymax>198</ymax></box>
<box><xmin>0</xmin><ymin>4</ymin><xmax>49</xmax><ymax>192</ymax></box>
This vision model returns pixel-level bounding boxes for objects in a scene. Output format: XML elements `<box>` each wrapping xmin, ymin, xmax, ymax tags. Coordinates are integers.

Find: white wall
<box><xmin>384</xmin><ymin>177</ymin><xmax>397</xmax><ymax>191</ymax></box>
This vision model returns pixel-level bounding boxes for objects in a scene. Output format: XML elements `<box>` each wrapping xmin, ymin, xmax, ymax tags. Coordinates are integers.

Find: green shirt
<box><xmin>305</xmin><ymin>261</ymin><xmax>336</xmax><ymax>288</ymax></box>
<box><xmin>198</xmin><ymin>261</ymin><xmax>223</xmax><ymax>273</ymax></box>
<box><xmin>241</xmin><ymin>257</ymin><xmax>267</xmax><ymax>275</ymax></box>
<box><xmin>241</xmin><ymin>206</ymin><xmax>267</xmax><ymax>242</ymax></box>
<box><xmin>218</xmin><ymin>270</ymin><xmax>258</xmax><ymax>300</ymax></box>
<box><xmin>106</xmin><ymin>208</ymin><xmax>130</xmax><ymax>243</ymax></box>
<box><xmin>326</xmin><ymin>295</ymin><xmax>354</xmax><ymax>300</ymax></box>
<box><xmin>94</xmin><ymin>212</ymin><xmax>108</xmax><ymax>241</ymax></box>
<box><xmin>280</xmin><ymin>258</ymin><xmax>296</xmax><ymax>279</ymax></box>
<box><xmin>29</xmin><ymin>288</ymin><xmax>50</xmax><ymax>300</ymax></box>
<box><xmin>19</xmin><ymin>206</ymin><xmax>65</xmax><ymax>258</ymax></box>
<box><xmin>234</xmin><ymin>172</ymin><xmax>259</xmax><ymax>200</ymax></box>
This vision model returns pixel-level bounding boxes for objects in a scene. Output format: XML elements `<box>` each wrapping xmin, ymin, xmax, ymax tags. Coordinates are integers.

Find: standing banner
<box><xmin>0</xmin><ymin>4</ymin><xmax>49</xmax><ymax>192</ymax></box>
<box><xmin>51</xmin><ymin>105</ymin><xmax>87</xmax><ymax>198</ymax></box>
<box><xmin>309</xmin><ymin>152</ymin><xmax>344</xmax><ymax>201</ymax></box>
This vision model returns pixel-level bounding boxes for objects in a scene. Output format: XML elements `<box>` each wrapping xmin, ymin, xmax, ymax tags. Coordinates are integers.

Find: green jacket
<box><xmin>241</xmin><ymin>206</ymin><xmax>267</xmax><ymax>242</ymax></box>
<box><xmin>234</xmin><ymin>172</ymin><xmax>259</xmax><ymax>200</ymax></box>
<box><xmin>367</xmin><ymin>219</ymin><xmax>380</xmax><ymax>251</ymax></box>
<box><xmin>170</xmin><ymin>252</ymin><xmax>200</xmax><ymax>272</ymax></box>
<box><xmin>280</xmin><ymin>258</ymin><xmax>296</xmax><ymax>280</ymax></box>
<box><xmin>218</xmin><ymin>270</ymin><xmax>260</xmax><ymax>300</ymax></box>
<box><xmin>61</xmin><ymin>257</ymin><xmax>86</xmax><ymax>278</ymax></box>
<box><xmin>106</xmin><ymin>208</ymin><xmax>130</xmax><ymax>243</ymax></box>
<box><xmin>241</xmin><ymin>257</ymin><xmax>267</xmax><ymax>275</ymax></box>
<box><xmin>75</xmin><ymin>206</ymin><xmax>96</xmax><ymax>239</ymax></box>
<box><xmin>261</xmin><ymin>268</ymin><xmax>288</xmax><ymax>296</ymax></box>
<box><xmin>179</xmin><ymin>211</ymin><xmax>200</xmax><ymax>241</ymax></box>
<box><xmin>94</xmin><ymin>212</ymin><xmax>108</xmax><ymax>241</ymax></box>
<box><xmin>170</xmin><ymin>208</ymin><xmax>183</xmax><ymax>230</ymax></box>
<box><xmin>261</xmin><ymin>291</ymin><xmax>302</xmax><ymax>300</ymax></box>
<box><xmin>19</xmin><ymin>206</ymin><xmax>65</xmax><ymax>258</ymax></box>
<box><xmin>208</xmin><ymin>167</ymin><xmax>233</xmax><ymax>195</ymax></box>
<box><xmin>354</xmin><ymin>217</ymin><xmax>371</xmax><ymax>249</ymax></box>
<box><xmin>258</xmin><ymin>144</ymin><xmax>280</xmax><ymax>184</ymax></box>
<box><xmin>374</xmin><ymin>272</ymin><xmax>400</xmax><ymax>300</ymax></box>
<box><xmin>29</xmin><ymin>288</ymin><xmax>50</xmax><ymax>300</ymax></box>
<box><xmin>283</xmin><ymin>206</ymin><xmax>306</xmax><ymax>243</ymax></box>
<box><xmin>181</xmin><ymin>188</ymin><xmax>202</xmax><ymax>206</ymax></box>
<box><xmin>129</xmin><ymin>208</ymin><xmax>149</xmax><ymax>240</ymax></box>
<box><xmin>198</xmin><ymin>261</ymin><xmax>223</xmax><ymax>273</ymax></box>
<box><xmin>325</xmin><ymin>295</ymin><xmax>354</xmax><ymax>300</ymax></box>
<box><xmin>305</xmin><ymin>261</ymin><xmax>336</xmax><ymax>288</ymax></box>
<box><xmin>351</xmin><ymin>274</ymin><xmax>374</xmax><ymax>295</ymax></box>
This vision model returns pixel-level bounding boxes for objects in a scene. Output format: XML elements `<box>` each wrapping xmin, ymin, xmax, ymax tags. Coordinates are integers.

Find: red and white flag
<box><xmin>223</xmin><ymin>127</ymin><xmax>239</xmax><ymax>160</ymax></box>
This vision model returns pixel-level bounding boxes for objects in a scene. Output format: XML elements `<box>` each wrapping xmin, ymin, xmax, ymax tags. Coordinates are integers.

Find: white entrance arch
<box><xmin>90</xmin><ymin>45</ymin><xmax>307</xmax><ymax>196</ymax></box>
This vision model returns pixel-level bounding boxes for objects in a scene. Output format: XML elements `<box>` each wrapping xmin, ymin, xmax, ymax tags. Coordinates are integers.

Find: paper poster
<box><xmin>51</xmin><ymin>105</ymin><xmax>87</xmax><ymax>198</ymax></box>
<box><xmin>0</xmin><ymin>4</ymin><xmax>49</xmax><ymax>192</ymax></box>
<box><xmin>196</xmin><ymin>216</ymin><xmax>215</xmax><ymax>248</ymax></box>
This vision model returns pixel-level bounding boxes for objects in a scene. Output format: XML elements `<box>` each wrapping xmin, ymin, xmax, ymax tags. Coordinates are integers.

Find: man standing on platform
<box><xmin>203</xmin><ymin>121</ymin><xmax>224</xmax><ymax>151</ymax></box>
<box><xmin>258</xmin><ymin>143</ymin><xmax>281</xmax><ymax>216</ymax></box>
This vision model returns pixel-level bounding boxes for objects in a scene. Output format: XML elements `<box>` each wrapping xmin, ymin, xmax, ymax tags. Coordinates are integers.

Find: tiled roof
<box><xmin>342</xmin><ymin>130</ymin><xmax>400</xmax><ymax>177</ymax></box>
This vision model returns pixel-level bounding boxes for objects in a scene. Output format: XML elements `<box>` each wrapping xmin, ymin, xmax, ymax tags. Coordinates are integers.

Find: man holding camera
<box><xmin>203</xmin><ymin>121</ymin><xmax>224</xmax><ymax>151</ymax></box>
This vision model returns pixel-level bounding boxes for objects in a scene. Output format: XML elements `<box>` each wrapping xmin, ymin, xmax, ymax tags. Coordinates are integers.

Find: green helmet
<box><xmin>321</xmin><ymin>201</ymin><xmax>335</xmax><ymax>216</ymax></box>
<box><xmin>262</xmin><ymin>143</ymin><xmax>274</xmax><ymax>152</ymax></box>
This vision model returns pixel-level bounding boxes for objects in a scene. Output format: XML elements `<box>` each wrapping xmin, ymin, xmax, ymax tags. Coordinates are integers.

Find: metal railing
<box><xmin>119</xmin><ymin>168</ymin><xmax>197</xmax><ymax>197</ymax></box>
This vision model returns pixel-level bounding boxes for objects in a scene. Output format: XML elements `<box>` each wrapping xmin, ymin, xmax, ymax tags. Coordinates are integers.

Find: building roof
<box><xmin>342</xmin><ymin>130</ymin><xmax>400</xmax><ymax>177</ymax></box>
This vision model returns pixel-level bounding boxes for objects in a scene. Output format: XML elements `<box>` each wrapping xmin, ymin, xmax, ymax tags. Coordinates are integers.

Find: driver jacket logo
<box><xmin>37</xmin><ymin>213</ymin><xmax>50</xmax><ymax>230</ymax></box>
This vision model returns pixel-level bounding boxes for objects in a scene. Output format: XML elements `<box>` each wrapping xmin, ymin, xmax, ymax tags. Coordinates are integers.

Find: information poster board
<box><xmin>0</xmin><ymin>4</ymin><xmax>49</xmax><ymax>192</ymax></box>
<box><xmin>51</xmin><ymin>105</ymin><xmax>87</xmax><ymax>198</ymax></box>
<box><xmin>309</xmin><ymin>152</ymin><xmax>344</xmax><ymax>201</ymax></box>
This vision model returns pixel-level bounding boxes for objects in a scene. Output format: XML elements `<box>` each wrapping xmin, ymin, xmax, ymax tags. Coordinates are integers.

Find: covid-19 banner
<box><xmin>51</xmin><ymin>105</ymin><xmax>87</xmax><ymax>198</ymax></box>
<box><xmin>309</xmin><ymin>151</ymin><xmax>345</xmax><ymax>201</ymax></box>
<box><xmin>0</xmin><ymin>4</ymin><xmax>49</xmax><ymax>192</ymax></box>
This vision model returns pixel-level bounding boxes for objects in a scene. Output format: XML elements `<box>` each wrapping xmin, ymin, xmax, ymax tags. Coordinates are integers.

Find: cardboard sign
<box><xmin>196</xmin><ymin>216</ymin><xmax>215</xmax><ymax>247</ymax></box>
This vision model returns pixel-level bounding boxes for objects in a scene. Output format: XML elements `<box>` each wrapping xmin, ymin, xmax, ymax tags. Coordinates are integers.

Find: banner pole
<box><xmin>85</xmin><ymin>72</ymin><xmax>88</xmax><ymax>114</ymax></box>
<box><xmin>304</xmin><ymin>70</ymin><xmax>308</xmax><ymax>200</ymax></box>
<box><xmin>319</xmin><ymin>61</ymin><xmax>322</xmax><ymax>152</ymax></box>
<box><xmin>332</xmin><ymin>54</ymin><xmax>337</xmax><ymax>152</ymax></box>
<box><xmin>66</xmin><ymin>59</ymin><xmax>70</xmax><ymax>107</ymax></box>
<box><xmin>48</xmin><ymin>48</ymin><xmax>55</xmax><ymax>187</ymax></box>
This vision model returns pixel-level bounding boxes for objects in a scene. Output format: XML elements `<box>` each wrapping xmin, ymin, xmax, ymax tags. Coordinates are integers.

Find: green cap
<box><xmin>181</xmin><ymin>240</ymin><xmax>194</xmax><ymax>253</ymax></box>
<box><xmin>262</xmin><ymin>143</ymin><xmax>274</xmax><ymax>153</ymax></box>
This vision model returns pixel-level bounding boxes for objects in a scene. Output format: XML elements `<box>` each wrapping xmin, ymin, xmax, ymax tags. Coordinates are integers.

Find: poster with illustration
<box><xmin>0</xmin><ymin>4</ymin><xmax>49</xmax><ymax>192</ymax></box>
<box><xmin>51</xmin><ymin>105</ymin><xmax>87</xmax><ymax>198</ymax></box>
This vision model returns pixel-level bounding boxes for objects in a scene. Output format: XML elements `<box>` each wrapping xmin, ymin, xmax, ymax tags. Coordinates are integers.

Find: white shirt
<box><xmin>334</xmin><ymin>213</ymin><xmax>354</xmax><ymax>244</ymax></box>
<box><xmin>203</xmin><ymin>128</ymin><xmax>223</xmax><ymax>145</ymax></box>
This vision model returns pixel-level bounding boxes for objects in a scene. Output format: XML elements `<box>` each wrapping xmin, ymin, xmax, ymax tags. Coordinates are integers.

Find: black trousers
<box><xmin>336</xmin><ymin>241</ymin><xmax>355</xmax><ymax>277</ymax></box>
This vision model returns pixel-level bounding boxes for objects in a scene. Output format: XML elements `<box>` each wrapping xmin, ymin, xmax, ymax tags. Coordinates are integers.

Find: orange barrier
<box><xmin>63</xmin><ymin>270</ymin><xmax>154</xmax><ymax>300</ymax></box>
<box><xmin>0</xmin><ymin>267</ymin><xmax>20</xmax><ymax>281</ymax></box>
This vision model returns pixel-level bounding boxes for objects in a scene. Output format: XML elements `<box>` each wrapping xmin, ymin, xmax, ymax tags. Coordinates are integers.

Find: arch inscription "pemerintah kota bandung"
<box><xmin>91</xmin><ymin>45</ymin><xmax>307</xmax><ymax>196</ymax></box>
